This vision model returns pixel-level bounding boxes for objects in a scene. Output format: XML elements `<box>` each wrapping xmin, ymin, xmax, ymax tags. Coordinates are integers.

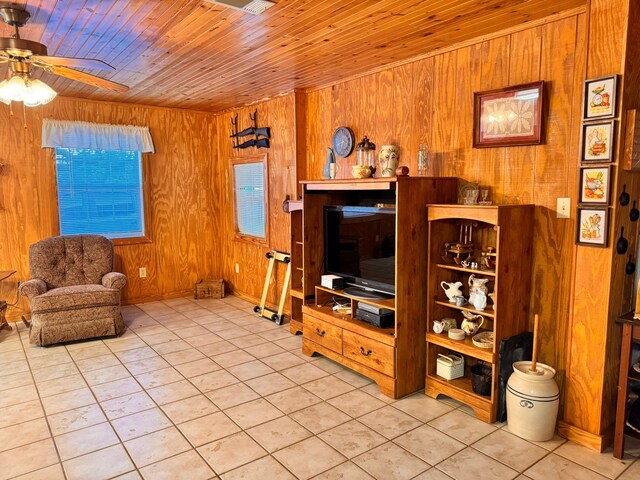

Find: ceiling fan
<box><xmin>0</xmin><ymin>5</ymin><xmax>128</xmax><ymax>105</ymax></box>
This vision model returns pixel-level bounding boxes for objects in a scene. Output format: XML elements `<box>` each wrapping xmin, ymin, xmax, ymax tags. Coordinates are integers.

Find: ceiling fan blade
<box><xmin>49</xmin><ymin>66</ymin><xmax>129</xmax><ymax>93</ymax></box>
<box><xmin>32</xmin><ymin>55</ymin><xmax>114</xmax><ymax>71</ymax></box>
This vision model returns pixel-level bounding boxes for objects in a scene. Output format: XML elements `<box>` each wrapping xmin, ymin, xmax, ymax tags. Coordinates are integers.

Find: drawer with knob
<box><xmin>303</xmin><ymin>314</ymin><xmax>343</xmax><ymax>354</ymax></box>
<box><xmin>342</xmin><ymin>330</ymin><xmax>394</xmax><ymax>376</ymax></box>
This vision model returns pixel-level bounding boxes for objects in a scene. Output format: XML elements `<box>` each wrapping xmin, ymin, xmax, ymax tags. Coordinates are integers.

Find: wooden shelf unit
<box><xmin>425</xmin><ymin>204</ymin><xmax>533</xmax><ymax>422</ymax></box>
<box><xmin>300</xmin><ymin>177</ymin><xmax>458</xmax><ymax>398</ymax></box>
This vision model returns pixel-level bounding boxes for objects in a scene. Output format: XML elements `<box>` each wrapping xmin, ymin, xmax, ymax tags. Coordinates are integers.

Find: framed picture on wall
<box><xmin>473</xmin><ymin>81</ymin><xmax>544</xmax><ymax>148</ymax></box>
<box><xmin>579</xmin><ymin>166</ymin><xmax>611</xmax><ymax>205</ymax></box>
<box><xmin>581</xmin><ymin>120</ymin><xmax>615</xmax><ymax>163</ymax></box>
<box><xmin>583</xmin><ymin>75</ymin><xmax>618</xmax><ymax>120</ymax></box>
<box><xmin>576</xmin><ymin>207</ymin><xmax>609</xmax><ymax>247</ymax></box>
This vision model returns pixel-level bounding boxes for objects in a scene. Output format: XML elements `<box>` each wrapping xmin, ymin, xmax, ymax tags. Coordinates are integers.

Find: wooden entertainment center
<box><xmin>298</xmin><ymin>177</ymin><xmax>457</xmax><ymax>398</ymax></box>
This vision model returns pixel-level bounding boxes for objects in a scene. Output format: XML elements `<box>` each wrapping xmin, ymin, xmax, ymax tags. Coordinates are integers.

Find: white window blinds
<box><xmin>233</xmin><ymin>162</ymin><xmax>266</xmax><ymax>239</ymax></box>
<box><xmin>55</xmin><ymin>147</ymin><xmax>145</xmax><ymax>239</ymax></box>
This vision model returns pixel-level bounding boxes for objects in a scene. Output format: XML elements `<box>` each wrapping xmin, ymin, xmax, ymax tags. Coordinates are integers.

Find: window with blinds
<box><xmin>54</xmin><ymin>147</ymin><xmax>145</xmax><ymax>239</ymax></box>
<box><xmin>232</xmin><ymin>160</ymin><xmax>266</xmax><ymax>239</ymax></box>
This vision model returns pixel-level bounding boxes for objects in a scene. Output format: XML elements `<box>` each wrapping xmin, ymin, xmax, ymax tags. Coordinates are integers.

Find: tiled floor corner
<box><xmin>1</xmin><ymin>294</ymin><xmax>639</xmax><ymax>479</ymax></box>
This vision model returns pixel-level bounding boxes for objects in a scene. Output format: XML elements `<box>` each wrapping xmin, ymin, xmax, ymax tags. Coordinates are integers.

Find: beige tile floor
<box><xmin>1</xmin><ymin>295</ymin><xmax>639</xmax><ymax>480</ymax></box>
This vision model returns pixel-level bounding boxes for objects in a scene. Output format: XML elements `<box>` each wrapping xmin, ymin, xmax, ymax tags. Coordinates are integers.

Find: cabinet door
<box><xmin>303</xmin><ymin>315</ymin><xmax>343</xmax><ymax>354</ymax></box>
<box><xmin>343</xmin><ymin>330</ymin><xmax>394</xmax><ymax>376</ymax></box>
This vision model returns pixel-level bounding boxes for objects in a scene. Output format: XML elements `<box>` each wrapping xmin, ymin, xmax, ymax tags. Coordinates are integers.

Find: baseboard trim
<box><xmin>558</xmin><ymin>421</ymin><xmax>614</xmax><ymax>452</ymax></box>
<box><xmin>122</xmin><ymin>289</ymin><xmax>193</xmax><ymax>306</ymax></box>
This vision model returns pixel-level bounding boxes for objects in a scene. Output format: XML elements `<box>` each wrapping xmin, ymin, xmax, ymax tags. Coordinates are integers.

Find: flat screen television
<box><xmin>324</xmin><ymin>205</ymin><xmax>396</xmax><ymax>296</ymax></box>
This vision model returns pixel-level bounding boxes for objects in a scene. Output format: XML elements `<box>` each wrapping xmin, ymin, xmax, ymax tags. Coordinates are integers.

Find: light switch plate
<box><xmin>557</xmin><ymin>198</ymin><xmax>571</xmax><ymax>219</ymax></box>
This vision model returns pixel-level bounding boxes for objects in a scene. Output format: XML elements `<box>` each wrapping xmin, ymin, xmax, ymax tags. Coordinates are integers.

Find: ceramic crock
<box><xmin>506</xmin><ymin>361</ymin><xmax>560</xmax><ymax>441</ymax></box>
<box><xmin>378</xmin><ymin>145</ymin><xmax>399</xmax><ymax>177</ymax></box>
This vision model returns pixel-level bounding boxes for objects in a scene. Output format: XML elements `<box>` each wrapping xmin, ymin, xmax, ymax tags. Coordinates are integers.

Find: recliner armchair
<box><xmin>20</xmin><ymin>234</ymin><xmax>127</xmax><ymax>346</ymax></box>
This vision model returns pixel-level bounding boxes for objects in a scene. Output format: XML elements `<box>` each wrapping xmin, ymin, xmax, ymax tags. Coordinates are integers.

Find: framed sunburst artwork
<box><xmin>473</xmin><ymin>81</ymin><xmax>545</xmax><ymax>148</ymax></box>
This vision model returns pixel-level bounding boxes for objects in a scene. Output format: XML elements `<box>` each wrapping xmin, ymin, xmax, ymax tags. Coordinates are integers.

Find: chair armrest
<box><xmin>102</xmin><ymin>272</ymin><xmax>127</xmax><ymax>290</ymax></box>
<box><xmin>19</xmin><ymin>279</ymin><xmax>48</xmax><ymax>300</ymax></box>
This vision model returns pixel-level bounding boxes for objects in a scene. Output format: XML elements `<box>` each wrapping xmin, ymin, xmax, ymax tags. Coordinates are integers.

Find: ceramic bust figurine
<box><xmin>378</xmin><ymin>145</ymin><xmax>399</xmax><ymax>177</ymax></box>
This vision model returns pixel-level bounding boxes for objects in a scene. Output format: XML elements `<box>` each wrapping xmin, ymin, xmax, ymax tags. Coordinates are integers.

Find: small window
<box><xmin>54</xmin><ymin>147</ymin><xmax>146</xmax><ymax>240</ymax></box>
<box><xmin>231</xmin><ymin>156</ymin><xmax>268</xmax><ymax>241</ymax></box>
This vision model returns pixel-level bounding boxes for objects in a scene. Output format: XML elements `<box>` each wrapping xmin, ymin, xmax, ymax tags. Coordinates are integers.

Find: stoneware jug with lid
<box><xmin>506</xmin><ymin>361</ymin><xmax>560</xmax><ymax>441</ymax></box>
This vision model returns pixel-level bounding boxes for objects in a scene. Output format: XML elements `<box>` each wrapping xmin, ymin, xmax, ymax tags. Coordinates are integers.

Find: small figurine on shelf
<box><xmin>324</xmin><ymin>147</ymin><xmax>336</xmax><ymax>179</ymax></box>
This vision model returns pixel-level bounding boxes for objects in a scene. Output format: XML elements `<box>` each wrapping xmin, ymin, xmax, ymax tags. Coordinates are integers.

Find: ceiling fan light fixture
<box><xmin>0</xmin><ymin>74</ymin><xmax>56</xmax><ymax>106</ymax></box>
<box><xmin>0</xmin><ymin>80</ymin><xmax>10</xmax><ymax>104</ymax></box>
<box><xmin>23</xmin><ymin>78</ymin><xmax>57</xmax><ymax>106</ymax></box>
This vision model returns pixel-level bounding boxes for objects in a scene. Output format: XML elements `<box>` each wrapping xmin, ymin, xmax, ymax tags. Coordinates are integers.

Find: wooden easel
<box><xmin>253</xmin><ymin>250</ymin><xmax>291</xmax><ymax>325</ymax></box>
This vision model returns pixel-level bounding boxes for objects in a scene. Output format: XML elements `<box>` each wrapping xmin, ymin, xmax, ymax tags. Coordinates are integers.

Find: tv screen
<box><xmin>324</xmin><ymin>206</ymin><xmax>396</xmax><ymax>295</ymax></box>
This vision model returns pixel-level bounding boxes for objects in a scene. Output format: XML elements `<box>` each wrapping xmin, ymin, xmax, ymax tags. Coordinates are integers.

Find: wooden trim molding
<box><xmin>557</xmin><ymin>421</ymin><xmax>614</xmax><ymax>453</ymax></box>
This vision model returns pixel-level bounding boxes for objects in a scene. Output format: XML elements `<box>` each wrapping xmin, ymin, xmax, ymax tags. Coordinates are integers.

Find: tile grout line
<box><xmin>7</xmin><ymin>296</ymin><xmax>639</xmax><ymax>480</ymax></box>
<box><xmin>63</xmin><ymin>335</ymin><xmax>145</xmax><ymax>479</ymax></box>
<box><xmin>138</xmin><ymin>299</ymin><xmax>323</xmax><ymax>479</ymax></box>
<box><xmin>114</xmin><ymin>300</ymin><xmax>293</xmax><ymax>478</ymax></box>
<box><xmin>16</xmin><ymin>323</ymin><xmax>69</xmax><ymax>480</ymax></box>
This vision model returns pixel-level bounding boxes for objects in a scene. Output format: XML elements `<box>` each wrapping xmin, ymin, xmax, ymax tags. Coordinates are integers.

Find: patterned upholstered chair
<box><xmin>19</xmin><ymin>235</ymin><xmax>127</xmax><ymax>346</ymax></box>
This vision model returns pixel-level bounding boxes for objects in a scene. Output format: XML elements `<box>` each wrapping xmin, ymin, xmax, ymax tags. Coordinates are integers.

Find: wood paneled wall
<box><xmin>305</xmin><ymin>1</ymin><xmax>639</xmax><ymax>449</ymax></box>
<box><xmin>0</xmin><ymin>97</ymin><xmax>219</xmax><ymax>317</ymax></box>
<box><xmin>306</xmin><ymin>10</ymin><xmax>587</xmax><ymax>404</ymax></box>
<box><xmin>211</xmin><ymin>95</ymin><xmax>298</xmax><ymax>307</ymax></box>
<box><xmin>1</xmin><ymin>0</ymin><xmax>635</xmax><ymax>452</ymax></box>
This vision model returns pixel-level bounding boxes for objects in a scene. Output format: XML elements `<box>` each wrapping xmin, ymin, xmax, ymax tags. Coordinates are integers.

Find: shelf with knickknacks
<box><xmin>425</xmin><ymin>203</ymin><xmax>534</xmax><ymax>423</ymax></box>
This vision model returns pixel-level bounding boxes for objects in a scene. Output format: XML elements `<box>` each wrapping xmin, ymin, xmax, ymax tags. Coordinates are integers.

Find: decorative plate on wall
<box><xmin>332</xmin><ymin>126</ymin><xmax>355</xmax><ymax>158</ymax></box>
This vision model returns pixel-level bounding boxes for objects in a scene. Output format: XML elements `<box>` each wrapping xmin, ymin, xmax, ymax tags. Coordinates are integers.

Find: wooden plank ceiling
<box><xmin>0</xmin><ymin>0</ymin><xmax>586</xmax><ymax>112</ymax></box>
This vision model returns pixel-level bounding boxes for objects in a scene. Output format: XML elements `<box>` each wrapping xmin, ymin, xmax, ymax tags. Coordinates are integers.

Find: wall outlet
<box><xmin>139</xmin><ymin>267</ymin><xmax>147</xmax><ymax>278</ymax></box>
<box><xmin>557</xmin><ymin>198</ymin><xmax>571</xmax><ymax>219</ymax></box>
<box><xmin>235</xmin><ymin>263</ymin><xmax>240</xmax><ymax>274</ymax></box>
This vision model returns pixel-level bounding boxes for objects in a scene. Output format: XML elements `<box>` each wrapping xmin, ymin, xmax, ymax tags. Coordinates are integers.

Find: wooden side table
<box><xmin>614</xmin><ymin>311</ymin><xmax>640</xmax><ymax>458</ymax></box>
<box><xmin>0</xmin><ymin>270</ymin><xmax>17</xmax><ymax>331</ymax></box>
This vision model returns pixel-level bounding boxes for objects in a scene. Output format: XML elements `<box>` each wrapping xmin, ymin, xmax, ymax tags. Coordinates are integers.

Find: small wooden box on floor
<box><xmin>299</xmin><ymin>177</ymin><xmax>458</xmax><ymax>399</ymax></box>
<box><xmin>194</xmin><ymin>279</ymin><xmax>225</xmax><ymax>299</ymax></box>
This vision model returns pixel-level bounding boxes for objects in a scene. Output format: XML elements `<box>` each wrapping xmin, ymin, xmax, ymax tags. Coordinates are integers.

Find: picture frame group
<box><xmin>576</xmin><ymin>75</ymin><xmax>618</xmax><ymax>247</ymax></box>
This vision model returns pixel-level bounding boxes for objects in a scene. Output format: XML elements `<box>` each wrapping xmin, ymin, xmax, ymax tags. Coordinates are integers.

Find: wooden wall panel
<box><xmin>532</xmin><ymin>15</ymin><xmax>582</xmax><ymax>412</ymax></box>
<box><xmin>503</xmin><ymin>27</ymin><xmax>541</xmax><ymax>204</ymax></box>
<box><xmin>413</xmin><ymin>57</ymin><xmax>435</xmax><ymax>174</ymax></box>
<box><xmin>213</xmin><ymin>95</ymin><xmax>297</xmax><ymax>308</ymax></box>
<box><xmin>393</xmin><ymin>63</ymin><xmax>416</xmax><ymax>165</ymax></box>
<box><xmin>598</xmin><ymin>0</ymin><xmax>638</xmax><ymax>433</ymax></box>
<box><xmin>304</xmin><ymin>13</ymin><xmax>589</xmax><ymax>423</ymax></box>
<box><xmin>0</xmin><ymin>97</ymin><xmax>219</xmax><ymax>318</ymax></box>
